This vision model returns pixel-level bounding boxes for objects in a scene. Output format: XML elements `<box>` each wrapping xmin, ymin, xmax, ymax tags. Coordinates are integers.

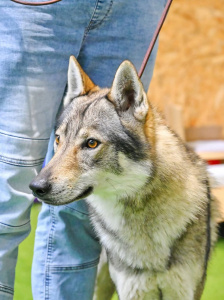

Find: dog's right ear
<box><xmin>109</xmin><ymin>60</ymin><xmax>148</xmax><ymax>122</ymax></box>
<box><xmin>63</xmin><ymin>56</ymin><xmax>97</xmax><ymax>108</ymax></box>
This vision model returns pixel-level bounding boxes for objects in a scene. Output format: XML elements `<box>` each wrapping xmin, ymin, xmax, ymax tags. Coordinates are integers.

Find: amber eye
<box><xmin>55</xmin><ymin>135</ymin><xmax>60</xmax><ymax>145</ymax></box>
<box><xmin>86</xmin><ymin>139</ymin><xmax>99</xmax><ymax>149</ymax></box>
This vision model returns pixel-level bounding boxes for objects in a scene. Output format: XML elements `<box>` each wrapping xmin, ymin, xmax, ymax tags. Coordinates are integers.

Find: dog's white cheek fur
<box><xmin>87</xmin><ymin>153</ymin><xmax>152</xmax><ymax>231</ymax></box>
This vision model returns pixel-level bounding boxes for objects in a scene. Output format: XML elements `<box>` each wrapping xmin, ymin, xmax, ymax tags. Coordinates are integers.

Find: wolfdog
<box><xmin>30</xmin><ymin>56</ymin><xmax>218</xmax><ymax>300</ymax></box>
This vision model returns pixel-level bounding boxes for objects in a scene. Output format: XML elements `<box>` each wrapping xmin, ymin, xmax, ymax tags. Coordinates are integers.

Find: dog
<box><xmin>30</xmin><ymin>56</ymin><xmax>218</xmax><ymax>300</ymax></box>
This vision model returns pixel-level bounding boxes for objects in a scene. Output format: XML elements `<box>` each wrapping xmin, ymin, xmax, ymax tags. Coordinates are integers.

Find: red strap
<box><xmin>138</xmin><ymin>0</ymin><xmax>173</xmax><ymax>78</ymax></box>
<box><xmin>11</xmin><ymin>0</ymin><xmax>61</xmax><ymax>5</ymax></box>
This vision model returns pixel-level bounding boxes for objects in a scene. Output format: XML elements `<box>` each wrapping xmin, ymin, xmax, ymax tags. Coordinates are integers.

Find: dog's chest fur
<box><xmin>87</xmin><ymin>179</ymin><xmax>201</xmax><ymax>274</ymax></box>
<box><xmin>88</xmin><ymin>197</ymin><xmax>170</xmax><ymax>272</ymax></box>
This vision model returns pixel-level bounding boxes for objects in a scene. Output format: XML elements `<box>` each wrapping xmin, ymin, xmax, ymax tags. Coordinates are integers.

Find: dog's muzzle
<box><xmin>29</xmin><ymin>177</ymin><xmax>94</xmax><ymax>204</ymax></box>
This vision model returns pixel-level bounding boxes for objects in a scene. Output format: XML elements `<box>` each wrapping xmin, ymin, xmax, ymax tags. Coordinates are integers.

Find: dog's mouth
<box><xmin>35</xmin><ymin>186</ymin><xmax>94</xmax><ymax>206</ymax></box>
<box><xmin>73</xmin><ymin>186</ymin><xmax>94</xmax><ymax>201</ymax></box>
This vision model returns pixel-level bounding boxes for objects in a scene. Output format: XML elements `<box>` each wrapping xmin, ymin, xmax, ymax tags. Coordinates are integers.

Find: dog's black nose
<box><xmin>29</xmin><ymin>178</ymin><xmax>51</xmax><ymax>198</ymax></box>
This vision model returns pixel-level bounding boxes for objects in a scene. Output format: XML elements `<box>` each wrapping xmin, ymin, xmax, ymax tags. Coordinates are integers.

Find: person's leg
<box><xmin>0</xmin><ymin>1</ymin><xmax>100</xmax><ymax>298</ymax></box>
<box><xmin>33</xmin><ymin>1</ymin><xmax>166</xmax><ymax>300</ymax></box>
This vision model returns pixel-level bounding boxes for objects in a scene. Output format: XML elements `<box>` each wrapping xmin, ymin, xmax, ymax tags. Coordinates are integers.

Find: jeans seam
<box><xmin>48</xmin><ymin>257</ymin><xmax>100</xmax><ymax>273</ymax></box>
<box><xmin>0</xmin><ymin>283</ymin><xmax>14</xmax><ymax>296</ymax></box>
<box><xmin>0</xmin><ymin>220</ymin><xmax>30</xmax><ymax>228</ymax></box>
<box><xmin>45</xmin><ymin>205</ymin><xmax>56</xmax><ymax>300</ymax></box>
<box><xmin>78</xmin><ymin>0</ymin><xmax>99</xmax><ymax>52</ymax></box>
<box><xmin>78</xmin><ymin>0</ymin><xmax>113</xmax><ymax>52</ymax></box>
<box><xmin>64</xmin><ymin>204</ymin><xmax>89</xmax><ymax>216</ymax></box>
<box><xmin>0</xmin><ymin>155</ymin><xmax>45</xmax><ymax>167</ymax></box>
<box><xmin>88</xmin><ymin>0</ymin><xmax>113</xmax><ymax>30</ymax></box>
<box><xmin>0</xmin><ymin>130</ymin><xmax>50</xmax><ymax>141</ymax></box>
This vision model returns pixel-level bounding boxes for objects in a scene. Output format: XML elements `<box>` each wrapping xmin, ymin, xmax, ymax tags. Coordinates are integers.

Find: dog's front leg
<box><xmin>109</xmin><ymin>265</ymin><xmax>160</xmax><ymax>300</ymax></box>
<box><xmin>93</xmin><ymin>249</ymin><xmax>115</xmax><ymax>300</ymax></box>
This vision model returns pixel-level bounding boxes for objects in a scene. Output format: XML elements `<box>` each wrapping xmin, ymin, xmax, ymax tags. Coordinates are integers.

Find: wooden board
<box><xmin>148</xmin><ymin>0</ymin><xmax>224</xmax><ymax>138</ymax></box>
<box><xmin>198</xmin><ymin>152</ymin><xmax>224</xmax><ymax>161</ymax></box>
<box><xmin>212</xmin><ymin>187</ymin><xmax>224</xmax><ymax>222</ymax></box>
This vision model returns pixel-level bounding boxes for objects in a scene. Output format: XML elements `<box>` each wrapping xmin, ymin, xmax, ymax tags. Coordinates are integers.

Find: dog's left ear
<box><xmin>109</xmin><ymin>61</ymin><xmax>148</xmax><ymax>121</ymax></box>
<box><xmin>63</xmin><ymin>56</ymin><xmax>97</xmax><ymax>107</ymax></box>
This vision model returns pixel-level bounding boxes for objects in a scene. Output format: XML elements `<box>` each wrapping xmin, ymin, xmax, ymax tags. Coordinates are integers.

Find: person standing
<box><xmin>0</xmin><ymin>1</ymin><xmax>165</xmax><ymax>299</ymax></box>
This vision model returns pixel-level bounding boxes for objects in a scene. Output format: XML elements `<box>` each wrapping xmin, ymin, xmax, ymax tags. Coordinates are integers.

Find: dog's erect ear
<box><xmin>109</xmin><ymin>61</ymin><xmax>148</xmax><ymax>121</ymax></box>
<box><xmin>63</xmin><ymin>56</ymin><xmax>97</xmax><ymax>107</ymax></box>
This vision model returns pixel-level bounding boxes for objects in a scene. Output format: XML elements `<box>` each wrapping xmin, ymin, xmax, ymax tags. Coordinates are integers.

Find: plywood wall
<box><xmin>147</xmin><ymin>0</ymin><xmax>224</xmax><ymax>137</ymax></box>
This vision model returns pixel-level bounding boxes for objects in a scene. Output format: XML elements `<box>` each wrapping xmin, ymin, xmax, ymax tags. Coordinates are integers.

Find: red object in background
<box><xmin>207</xmin><ymin>160</ymin><xmax>222</xmax><ymax>165</ymax></box>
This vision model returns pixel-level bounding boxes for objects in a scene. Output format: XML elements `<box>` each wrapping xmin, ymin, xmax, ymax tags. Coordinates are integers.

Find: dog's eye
<box><xmin>86</xmin><ymin>139</ymin><xmax>99</xmax><ymax>149</ymax></box>
<box><xmin>55</xmin><ymin>135</ymin><xmax>60</xmax><ymax>145</ymax></box>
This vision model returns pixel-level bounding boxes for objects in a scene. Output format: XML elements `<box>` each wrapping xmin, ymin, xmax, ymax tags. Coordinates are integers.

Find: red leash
<box><xmin>11</xmin><ymin>0</ymin><xmax>61</xmax><ymax>5</ymax></box>
<box><xmin>11</xmin><ymin>0</ymin><xmax>173</xmax><ymax>78</ymax></box>
<box><xmin>138</xmin><ymin>0</ymin><xmax>173</xmax><ymax>78</ymax></box>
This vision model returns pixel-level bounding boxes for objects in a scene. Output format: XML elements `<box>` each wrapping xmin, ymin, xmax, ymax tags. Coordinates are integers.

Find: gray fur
<box><xmin>30</xmin><ymin>57</ymin><xmax>219</xmax><ymax>300</ymax></box>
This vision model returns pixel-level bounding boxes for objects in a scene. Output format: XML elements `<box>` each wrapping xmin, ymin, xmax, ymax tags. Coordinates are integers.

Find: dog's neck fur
<box><xmin>86</xmin><ymin>108</ymin><xmax>206</xmax><ymax>272</ymax></box>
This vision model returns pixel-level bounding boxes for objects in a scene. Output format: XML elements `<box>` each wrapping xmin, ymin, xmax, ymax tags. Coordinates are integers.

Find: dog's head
<box><xmin>29</xmin><ymin>56</ymin><xmax>155</xmax><ymax>205</ymax></box>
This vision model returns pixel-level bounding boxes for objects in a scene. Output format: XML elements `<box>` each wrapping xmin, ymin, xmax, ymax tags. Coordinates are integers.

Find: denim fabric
<box><xmin>0</xmin><ymin>0</ymin><xmax>165</xmax><ymax>299</ymax></box>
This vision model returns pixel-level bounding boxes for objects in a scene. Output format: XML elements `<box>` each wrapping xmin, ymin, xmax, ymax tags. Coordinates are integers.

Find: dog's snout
<box><xmin>29</xmin><ymin>178</ymin><xmax>51</xmax><ymax>198</ymax></box>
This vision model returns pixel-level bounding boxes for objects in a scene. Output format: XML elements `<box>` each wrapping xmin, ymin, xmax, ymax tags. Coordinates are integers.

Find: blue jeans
<box><xmin>0</xmin><ymin>0</ymin><xmax>165</xmax><ymax>299</ymax></box>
